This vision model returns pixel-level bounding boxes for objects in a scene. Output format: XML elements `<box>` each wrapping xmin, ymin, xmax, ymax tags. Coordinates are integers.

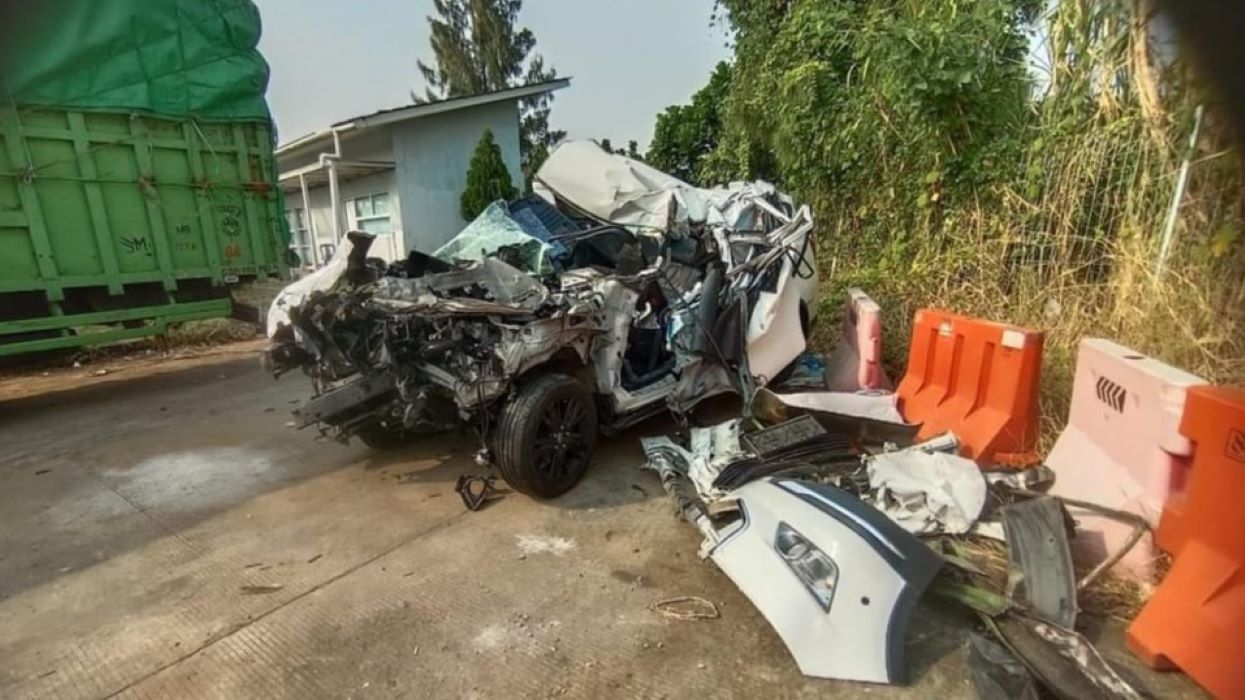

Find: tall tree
<box><xmin>646</xmin><ymin>61</ymin><xmax>733</xmax><ymax>184</ymax></box>
<box><xmin>416</xmin><ymin>0</ymin><xmax>564</xmax><ymax>181</ymax></box>
<box><xmin>595</xmin><ymin>138</ymin><xmax>645</xmax><ymax>161</ymax></box>
<box><xmin>460</xmin><ymin>129</ymin><xmax>517</xmax><ymax>221</ymax></box>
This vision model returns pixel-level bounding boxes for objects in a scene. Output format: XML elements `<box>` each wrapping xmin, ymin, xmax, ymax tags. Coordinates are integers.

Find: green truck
<box><xmin>0</xmin><ymin>0</ymin><xmax>287</xmax><ymax>356</ymax></box>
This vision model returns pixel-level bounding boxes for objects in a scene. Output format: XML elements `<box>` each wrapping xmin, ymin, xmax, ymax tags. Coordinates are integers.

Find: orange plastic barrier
<box><xmin>1128</xmin><ymin>385</ymin><xmax>1245</xmax><ymax>700</ymax></box>
<box><xmin>896</xmin><ymin>310</ymin><xmax>1043</xmax><ymax>468</ymax></box>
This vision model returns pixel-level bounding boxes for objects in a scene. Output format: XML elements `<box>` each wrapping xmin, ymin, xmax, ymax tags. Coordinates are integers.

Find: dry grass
<box><xmin>1076</xmin><ymin>567</ymin><xmax>1155</xmax><ymax>622</ymax></box>
<box><xmin>944</xmin><ymin>533</ymin><xmax>1159</xmax><ymax>622</ymax></box>
<box><xmin>807</xmin><ymin>61</ymin><xmax>1243</xmax><ymax>618</ymax></box>
<box><xmin>812</xmin><ymin>117</ymin><xmax>1245</xmax><ymax>448</ymax></box>
<box><xmin>0</xmin><ymin>279</ymin><xmax>276</xmax><ymax>374</ymax></box>
<box><xmin>157</xmin><ymin>317</ymin><xmax>259</xmax><ymax>348</ymax></box>
<box><xmin>807</xmin><ymin>0</ymin><xmax>1244</xmax><ymax>444</ymax></box>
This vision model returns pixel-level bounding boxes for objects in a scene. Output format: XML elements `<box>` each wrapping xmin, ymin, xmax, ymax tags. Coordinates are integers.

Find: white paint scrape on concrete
<box><xmin>515</xmin><ymin>534</ymin><xmax>577</xmax><ymax>557</ymax></box>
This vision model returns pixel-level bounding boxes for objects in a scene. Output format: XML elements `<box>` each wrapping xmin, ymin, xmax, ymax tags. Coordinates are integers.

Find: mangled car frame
<box><xmin>266</xmin><ymin>140</ymin><xmax>818</xmax><ymax>497</ymax></box>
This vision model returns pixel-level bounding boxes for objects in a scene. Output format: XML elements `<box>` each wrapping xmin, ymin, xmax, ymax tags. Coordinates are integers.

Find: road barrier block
<box><xmin>825</xmin><ymin>288</ymin><xmax>892</xmax><ymax>392</ymax></box>
<box><xmin>896</xmin><ymin>310</ymin><xmax>1042</xmax><ymax>468</ymax></box>
<box><xmin>1047</xmin><ymin>339</ymin><xmax>1203</xmax><ymax>576</ymax></box>
<box><xmin>1128</xmin><ymin>385</ymin><xmax>1245</xmax><ymax>700</ymax></box>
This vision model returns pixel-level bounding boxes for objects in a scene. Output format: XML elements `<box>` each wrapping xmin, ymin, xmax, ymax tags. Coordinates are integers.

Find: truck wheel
<box><xmin>355</xmin><ymin>421</ymin><xmax>413</xmax><ymax>449</ymax></box>
<box><xmin>495</xmin><ymin>374</ymin><xmax>597</xmax><ymax>498</ymax></box>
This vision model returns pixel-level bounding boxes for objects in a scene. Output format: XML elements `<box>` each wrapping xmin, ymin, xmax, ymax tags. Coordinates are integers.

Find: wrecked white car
<box><xmin>265</xmin><ymin>141</ymin><xmax>817</xmax><ymax>498</ymax></box>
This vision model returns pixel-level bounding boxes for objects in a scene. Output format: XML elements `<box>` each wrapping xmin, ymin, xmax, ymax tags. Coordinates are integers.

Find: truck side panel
<box><xmin>0</xmin><ymin>107</ymin><xmax>287</xmax><ymax>355</ymax></box>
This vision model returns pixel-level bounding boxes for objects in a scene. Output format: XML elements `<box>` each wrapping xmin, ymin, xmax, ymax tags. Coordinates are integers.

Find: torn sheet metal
<box><xmin>1027</xmin><ymin>622</ymin><xmax>1143</xmax><ymax>699</ymax></box>
<box><xmin>993</xmin><ymin>615</ymin><xmax>1144</xmax><ymax>700</ymax></box>
<box><xmin>866</xmin><ymin>449</ymin><xmax>988</xmax><ymax>535</ymax></box>
<box><xmin>535</xmin><ymin>141</ymin><xmax>798</xmax><ymax>240</ymax></box>
<box><xmin>769</xmin><ymin>390</ymin><xmax>907</xmax><ymax>423</ymax></box>
<box><xmin>370</xmin><ymin>257</ymin><xmax>549</xmax><ymax>313</ymax></box>
<box><xmin>745</xmin><ymin>254</ymin><xmax>807</xmax><ymax>384</ymax></box>
<box><xmin>707</xmin><ymin>478</ymin><xmax>943</xmax><ymax>684</ymax></box>
<box><xmin>678</xmin><ymin>419</ymin><xmax>747</xmax><ymax>505</ymax></box>
<box><xmin>643</xmin><ymin>416</ymin><xmax>858</xmax><ymax>504</ymax></box>
<box><xmin>266</xmin><ymin>231</ymin><xmax>369</xmax><ymax>336</ymax></box>
<box><xmin>967</xmin><ymin>632</ymin><xmax>1041</xmax><ymax>700</ymax></box>
<box><xmin>753</xmin><ymin>388</ymin><xmax>919</xmax><ymax>445</ymax></box>
<box><xmin>986</xmin><ymin>464</ymin><xmax>1056</xmax><ymax>492</ymax></box>
<box><xmin>535</xmin><ymin>140</ymin><xmax>705</xmax><ymax>235</ymax></box>
<box><xmin>534</xmin><ymin>142</ymin><xmax>818</xmax><ymax>325</ymax></box>
<box><xmin>639</xmin><ymin>436</ymin><xmax>719</xmax><ymax>546</ymax></box>
<box><xmin>1000</xmin><ymin>497</ymin><xmax>1077</xmax><ymax>629</ymax></box>
<box><xmin>702</xmin><ymin>180</ymin><xmax>789</xmax><ymax>230</ymax></box>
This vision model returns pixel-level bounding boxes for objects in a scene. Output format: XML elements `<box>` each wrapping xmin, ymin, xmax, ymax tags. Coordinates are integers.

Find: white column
<box><xmin>327</xmin><ymin>159</ymin><xmax>342</xmax><ymax>244</ymax></box>
<box><xmin>298</xmin><ymin>173</ymin><xmax>319</xmax><ymax>267</ymax></box>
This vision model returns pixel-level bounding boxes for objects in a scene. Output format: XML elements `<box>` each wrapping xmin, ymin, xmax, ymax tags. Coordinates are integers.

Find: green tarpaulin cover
<box><xmin>1</xmin><ymin>0</ymin><xmax>270</xmax><ymax>122</ymax></box>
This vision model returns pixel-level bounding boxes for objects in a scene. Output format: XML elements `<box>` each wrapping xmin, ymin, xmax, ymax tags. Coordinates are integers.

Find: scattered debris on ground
<box><xmin>652</xmin><ymin>596</ymin><xmax>720</xmax><ymax>621</ymax></box>
<box><xmin>259</xmin><ymin>139</ymin><xmax>1239</xmax><ymax>697</ymax></box>
<box><xmin>634</xmin><ymin>303</ymin><xmax>1192</xmax><ymax>693</ymax></box>
<box><xmin>514</xmin><ymin>535</ymin><xmax>577</xmax><ymax>558</ymax></box>
<box><xmin>239</xmin><ymin>584</ymin><xmax>284</xmax><ymax>595</ymax></box>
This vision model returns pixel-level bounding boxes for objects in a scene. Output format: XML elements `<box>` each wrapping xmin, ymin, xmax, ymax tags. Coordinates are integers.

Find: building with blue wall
<box><xmin>275</xmin><ymin>79</ymin><xmax>569</xmax><ymax>267</ymax></box>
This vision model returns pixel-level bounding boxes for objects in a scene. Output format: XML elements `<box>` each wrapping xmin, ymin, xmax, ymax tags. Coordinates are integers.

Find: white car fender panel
<box><xmin>708</xmin><ymin>478</ymin><xmax>943</xmax><ymax>684</ymax></box>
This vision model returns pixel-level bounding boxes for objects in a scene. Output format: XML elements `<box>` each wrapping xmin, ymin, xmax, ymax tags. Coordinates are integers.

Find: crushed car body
<box><xmin>265</xmin><ymin>140</ymin><xmax>818</xmax><ymax>497</ymax></box>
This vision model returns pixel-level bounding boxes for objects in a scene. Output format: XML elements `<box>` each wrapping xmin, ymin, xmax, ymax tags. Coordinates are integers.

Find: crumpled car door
<box><xmin>745</xmin><ymin>252</ymin><xmax>807</xmax><ymax>384</ymax></box>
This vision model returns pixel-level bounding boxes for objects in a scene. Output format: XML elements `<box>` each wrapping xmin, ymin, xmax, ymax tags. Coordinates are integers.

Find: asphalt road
<box><xmin>0</xmin><ymin>347</ymin><xmax>1195</xmax><ymax>699</ymax></box>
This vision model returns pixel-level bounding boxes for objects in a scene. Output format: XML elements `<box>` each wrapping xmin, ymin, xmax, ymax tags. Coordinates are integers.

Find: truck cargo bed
<box><xmin>0</xmin><ymin>107</ymin><xmax>287</xmax><ymax>355</ymax></box>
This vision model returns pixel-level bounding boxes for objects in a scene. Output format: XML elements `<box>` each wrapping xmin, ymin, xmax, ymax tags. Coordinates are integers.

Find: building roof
<box><xmin>275</xmin><ymin>78</ymin><xmax>571</xmax><ymax>159</ymax></box>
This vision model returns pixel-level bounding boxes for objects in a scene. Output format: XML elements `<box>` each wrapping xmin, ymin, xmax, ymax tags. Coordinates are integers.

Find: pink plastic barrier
<box><xmin>1047</xmin><ymin>338</ymin><xmax>1204</xmax><ymax>577</ymax></box>
<box><xmin>825</xmin><ymin>288</ymin><xmax>892</xmax><ymax>392</ymax></box>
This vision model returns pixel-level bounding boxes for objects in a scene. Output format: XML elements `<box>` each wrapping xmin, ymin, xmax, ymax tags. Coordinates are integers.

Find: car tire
<box><xmin>494</xmin><ymin>373</ymin><xmax>597</xmax><ymax>498</ymax></box>
<box><xmin>355</xmin><ymin>421</ymin><xmax>414</xmax><ymax>449</ymax></box>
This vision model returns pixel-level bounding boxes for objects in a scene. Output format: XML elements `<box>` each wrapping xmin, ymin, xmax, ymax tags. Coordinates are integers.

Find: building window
<box><xmin>286</xmin><ymin>207</ymin><xmax>312</xmax><ymax>267</ymax></box>
<box><xmin>349</xmin><ymin>192</ymin><xmax>391</xmax><ymax>235</ymax></box>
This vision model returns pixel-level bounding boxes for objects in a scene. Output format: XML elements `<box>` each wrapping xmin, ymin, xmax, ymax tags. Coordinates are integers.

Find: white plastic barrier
<box><xmin>1047</xmin><ymin>338</ymin><xmax>1204</xmax><ymax>577</ymax></box>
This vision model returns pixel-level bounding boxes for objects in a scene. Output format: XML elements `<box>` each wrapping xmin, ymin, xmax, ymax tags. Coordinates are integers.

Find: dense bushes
<box><xmin>679</xmin><ymin>0</ymin><xmax>1244</xmax><ymax>437</ymax></box>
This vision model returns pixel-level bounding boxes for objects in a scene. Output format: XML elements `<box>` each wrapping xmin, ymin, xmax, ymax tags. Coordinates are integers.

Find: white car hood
<box><xmin>534</xmin><ymin>140</ymin><xmax>792</xmax><ymax>235</ymax></box>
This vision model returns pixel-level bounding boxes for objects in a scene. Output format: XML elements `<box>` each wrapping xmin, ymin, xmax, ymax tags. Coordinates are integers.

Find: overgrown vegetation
<box><xmin>461</xmin><ymin>129</ymin><xmax>518</xmax><ymax>220</ymax></box>
<box><xmin>597</xmin><ymin>138</ymin><xmax>643</xmax><ymax>160</ymax></box>
<box><xmin>673</xmin><ymin>0</ymin><xmax>1244</xmax><ymax>437</ymax></box>
<box><xmin>646</xmin><ymin>60</ymin><xmax>733</xmax><ymax>183</ymax></box>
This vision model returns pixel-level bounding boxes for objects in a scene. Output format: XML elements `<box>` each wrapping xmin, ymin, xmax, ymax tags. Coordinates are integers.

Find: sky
<box><xmin>255</xmin><ymin>0</ymin><xmax>731</xmax><ymax>151</ymax></box>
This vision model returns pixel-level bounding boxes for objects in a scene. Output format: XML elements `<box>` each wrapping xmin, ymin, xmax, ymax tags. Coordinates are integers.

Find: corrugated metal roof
<box><xmin>276</xmin><ymin>78</ymin><xmax>571</xmax><ymax>157</ymax></box>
